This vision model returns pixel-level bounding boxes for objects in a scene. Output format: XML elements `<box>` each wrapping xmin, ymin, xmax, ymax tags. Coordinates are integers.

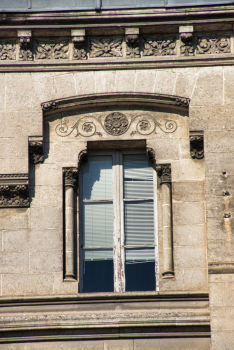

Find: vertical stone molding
<box><xmin>71</xmin><ymin>29</ymin><xmax>86</xmax><ymax>60</ymax></box>
<box><xmin>156</xmin><ymin>164</ymin><xmax>174</xmax><ymax>278</ymax></box>
<box><xmin>125</xmin><ymin>28</ymin><xmax>140</xmax><ymax>58</ymax></box>
<box><xmin>17</xmin><ymin>30</ymin><xmax>33</xmax><ymax>61</ymax></box>
<box><xmin>179</xmin><ymin>25</ymin><xmax>194</xmax><ymax>56</ymax></box>
<box><xmin>63</xmin><ymin>167</ymin><xmax>78</xmax><ymax>281</ymax></box>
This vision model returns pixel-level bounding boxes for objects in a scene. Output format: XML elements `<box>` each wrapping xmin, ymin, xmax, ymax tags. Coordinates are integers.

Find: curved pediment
<box><xmin>41</xmin><ymin>92</ymin><xmax>190</xmax><ymax>114</ymax></box>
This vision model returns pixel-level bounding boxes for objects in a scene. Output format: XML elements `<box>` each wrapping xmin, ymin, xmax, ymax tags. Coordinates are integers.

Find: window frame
<box><xmin>79</xmin><ymin>148</ymin><xmax>159</xmax><ymax>293</ymax></box>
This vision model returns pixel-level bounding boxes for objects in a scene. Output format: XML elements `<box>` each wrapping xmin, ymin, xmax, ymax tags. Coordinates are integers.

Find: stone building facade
<box><xmin>0</xmin><ymin>2</ymin><xmax>234</xmax><ymax>349</ymax></box>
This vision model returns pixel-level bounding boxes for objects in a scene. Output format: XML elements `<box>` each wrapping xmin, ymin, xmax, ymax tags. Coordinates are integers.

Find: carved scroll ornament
<box><xmin>55</xmin><ymin>113</ymin><xmax>177</xmax><ymax>138</ymax></box>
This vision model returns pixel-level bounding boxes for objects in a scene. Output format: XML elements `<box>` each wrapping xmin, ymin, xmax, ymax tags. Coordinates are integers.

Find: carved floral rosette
<box><xmin>55</xmin><ymin>112</ymin><xmax>178</xmax><ymax>139</ymax></box>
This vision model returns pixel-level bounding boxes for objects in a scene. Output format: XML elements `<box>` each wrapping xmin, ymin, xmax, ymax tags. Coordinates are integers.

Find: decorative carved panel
<box><xmin>143</xmin><ymin>36</ymin><xmax>176</xmax><ymax>56</ymax></box>
<box><xmin>55</xmin><ymin>113</ymin><xmax>178</xmax><ymax>139</ymax></box>
<box><xmin>0</xmin><ymin>40</ymin><xmax>16</xmax><ymax>60</ymax></box>
<box><xmin>89</xmin><ymin>37</ymin><xmax>123</xmax><ymax>58</ymax></box>
<box><xmin>196</xmin><ymin>35</ymin><xmax>230</xmax><ymax>54</ymax></box>
<box><xmin>35</xmin><ymin>39</ymin><xmax>69</xmax><ymax>59</ymax></box>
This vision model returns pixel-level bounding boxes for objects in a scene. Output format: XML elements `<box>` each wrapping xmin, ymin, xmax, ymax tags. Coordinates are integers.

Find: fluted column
<box><xmin>156</xmin><ymin>164</ymin><xmax>174</xmax><ymax>278</ymax></box>
<box><xmin>63</xmin><ymin>167</ymin><xmax>78</xmax><ymax>281</ymax></box>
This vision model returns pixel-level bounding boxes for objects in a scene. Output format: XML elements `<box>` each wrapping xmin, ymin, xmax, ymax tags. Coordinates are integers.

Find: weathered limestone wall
<box><xmin>0</xmin><ymin>66</ymin><xmax>233</xmax><ymax>348</ymax></box>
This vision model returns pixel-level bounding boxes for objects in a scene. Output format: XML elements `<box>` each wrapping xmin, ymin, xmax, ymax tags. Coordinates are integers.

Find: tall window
<box><xmin>79</xmin><ymin>150</ymin><xmax>158</xmax><ymax>293</ymax></box>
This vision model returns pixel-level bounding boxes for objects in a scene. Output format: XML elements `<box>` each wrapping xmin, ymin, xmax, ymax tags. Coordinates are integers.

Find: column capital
<box><xmin>63</xmin><ymin>167</ymin><xmax>78</xmax><ymax>187</ymax></box>
<box><xmin>156</xmin><ymin>164</ymin><xmax>171</xmax><ymax>184</ymax></box>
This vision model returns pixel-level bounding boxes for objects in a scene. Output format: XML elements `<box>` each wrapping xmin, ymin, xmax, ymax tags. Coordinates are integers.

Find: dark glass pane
<box><xmin>125</xmin><ymin>249</ymin><xmax>155</xmax><ymax>292</ymax></box>
<box><xmin>83</xmin><ymin>257</ymin><xmax>114</xmax><ymax>293</ymax></box>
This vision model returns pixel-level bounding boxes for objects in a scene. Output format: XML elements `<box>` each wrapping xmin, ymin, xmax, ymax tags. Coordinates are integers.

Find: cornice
<box><xmin>0</xmin><ymin>5</ymin><xmax>234</xmax><ymax>26</ymax></box>
<box><xmin>41</xmin><ymin>93</ymin><xmax>190</xmax><ymax>115</ymax></box>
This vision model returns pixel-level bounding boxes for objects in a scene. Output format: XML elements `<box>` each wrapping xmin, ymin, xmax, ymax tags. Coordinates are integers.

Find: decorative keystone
<box><xmin>156</xmin><ymin>164</ymin><xmax>171</xmax><ymax>184</ymax></box>
<box><xmin>190</xmin><ymin>131</ymin><xmax>204</xmax><ymax>159</ymax></box>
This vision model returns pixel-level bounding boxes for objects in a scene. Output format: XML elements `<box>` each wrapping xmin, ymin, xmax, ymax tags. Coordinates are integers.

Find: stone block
<box><xmin>53</xmin><ymin>272</ymin><xmax>78</xmax><ymax>294</ymax></box>
<box><xmin>30</xmin><ymin>207</ymin><xmax>62</xmax><ymax>230</ymax></box>
<box><xmin>172</xmin><ymin>159</ymin><xmax>205</xmax><ymax>182</ymax></box>
<box><xmin>35</xmin><ymin>163</ymin><xmax>63</xmax><ymax>186</ymax></box>
<box><xmin>212</xmin><ymin>331</ymin><xmax>234</xmax><ymax>350</ymax></box>
<box><xmin>173</xmin><ymin>202</ymin><xmax>205</xmax><ymax>225</ymax></box>
<box><xmin>24</xmin><ymin>340</ymin><xmax>104</xmax><ymax>350</ymax></box>
<box><xmin>205</xmin><ymin>131</ymin><xmax>234</xmax><ymax>153</ymax></box>
<box><xmin>32</xmin><ymin>73</ymin><xmax>58</xmax><ymax>103</ymax></box>
<box><xmin>135</xmin><ymin>70</ymin><xmax>156</xmax><ymax>93</ymax></box>
<box><xmin>206</xmin><ymin>196</ymin><xmax>233</xmax><ymax>219</ymax></box>
<box><xmin>104</xmin><ymin>339</ymin><xmax>133</xmax><ymax>350</ymax></box>
<box><xmin>172</xmin><ymin>181</ymin><xmax>204</xmax><ymax>202</ymax></box>
<box><xmin>2</xmin><ymin>273</ymin><xmax>54</xmax><ymax>296</ymax></box>
<box><xmin>0</xmin><ymin>209</ymin><xmax>28</xmax><ymax>230</ymax></box>
<box><xmin>191</xmin><ymin>67</ymin><xmax>223</xmax><ymax>106</ymax></box>
<box><xmin>54</xmin><ymin>73</ymin><xmax>77</xmax><ymax>98</ymax></box>
<box><xmin>39</xmin><ymin>185</ymin><xmax>63</xmax><ymax>207</ymax></box>
<box><xmin>3</xmin><ymin>228</ymin><xmax>62</xmax><ymax>252</ymax></box>
<box><xmin>74</xmin><ymin>71</ymin><xmax>96</xmax><ymax>95</ymax></box>
<box><xmin>30</xmin><ymin>251</ymin><xmax>62</xmax><ymax>273</ymax></box>
<box><xmin>154</xmin><ymin>70</ymin><xmax>177</xmax><ymax>95</ymax></box>
<box><xmin>0</xmin><ymin>73</ymin><xmax>5</xmax><ymax>111</ymax></box>
<box><xmin>95</xmin><ymin>71</ymin><xmax>116</xmax><ymax>93</ymax></box>
<box><xmin>183</xmin><ymin>268</ymin><xmax>208</xmax><ymax>291</ymax></box>
<box><xmin>0</xmin><ymin>251</ymin><xmax>29</xmax><ymax>273</ymax></box>
<box><xmin>53</xmin><ymin>141</ymin><xmax>81</xmax><ymax>164</ymax></box>
<box><xmin>153</xmin><ymin>138</ymin><xmax>181</xmax><ymax>160</ymax></box>
<box><xmin>207</xmin><ymin>239</ymin><xmax>234</xmax><ymax>262</ymax></box>
<box><xmin>189</xmin><ymin>106</ymin><xmax>234</xmax><ymax>132</ymax></box>
<box><xmin>174</xmin><ymin>246</ymin><xmax>207</xmax><ymax>268</ymax></box>
<box><xmin>173</xmin><ymin>224</ymin><xmax>206</xmax><ymax>247</ymax></box>
<box><xmin>224</xmin><ymin>67</ymin><xmax>234</xmax><ymax>105</ymax></box>
<box><xmin>160</xmin><ymin>269</ymin><xmax>184</xmax><ymax>291</ymax></box>
<box><xmin>116</xmin><ymin>70</ymin><xmax>136</xmax><ymax>92</ymax></box>
<box><xmin>205</xmin><ymin>174</ymin><xmax>234</xmax><ymax>198</ymax></box>
<box><xmin>5</xmin><ymin>73</ymin><xmax>40</xmax><ymax>111</ymax></box>
<box><xmin>0</xmin><ymin>157</ymin><xmax>28</xmax><ymax>174</ymax></box>
<box><xmin>209</xmin><ymin>281</ymin><xmax>234</xmax><ymax>307</ymax></box>
<box><xmin>0</xmin><ymin>137</ymin><xmax>28</xmax><ymax>160</ymax></box>
<box><xmin>134</xmin><ymin>337</ymin><xmax>210</xmax><ymax>350</ymax></box>
<box><xmin>205</xmin><ymin>153</ymin><xmax>234</xmax><ymax>175</ymax></box>
<box><xmin>206</xmin><ymin>218</ymin><xmax>227</xmax><ymax>240</ymax></box>
<box><xmin>174</xmin><ymin>72</ymin><xmax>198</xmax><ymax>99</ymax></box>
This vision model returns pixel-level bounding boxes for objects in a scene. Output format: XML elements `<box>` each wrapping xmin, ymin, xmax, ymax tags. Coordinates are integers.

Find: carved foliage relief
<box><xmin>143</xmin><ymin>36</ymin><xmax>176</xmax><ymax>56</ymax></box>
<box><xmin>196</xmin><ymin>35</ymin><xmax>230</xmax><ymax>55</ymax></box>
<box><xmin>0</xmin><ymin>40</ymin><xmax>16</xmax><ymax>60</ymax></box>
<box><xmin>89</xmin><ymin>37</ymin><xmax>123</xmax><ymax>58</ymax></box>
<box><xmin>35</xmin><ymin>39</ymin><xmax>69</xmax><ymax>59</ymax></box>
<box><xmin>55</xmin><ymin>112</ymin><xmax>178</xmax><ymax>139</ymax></box>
